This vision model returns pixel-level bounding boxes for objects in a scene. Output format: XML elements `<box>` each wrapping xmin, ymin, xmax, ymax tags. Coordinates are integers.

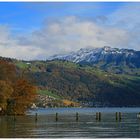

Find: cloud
<box><xmin>20</xmin><ymin>16</ymin><xmax>129</xmax><ymax>57</ymax></box>
<box><xmin>0</xmin><ymin>3</ymin><xmax>140</xmax><ymax>60</ymax></box>
<box><xmin>108</xmin><ymin>3</ymin><xmax>140</xmax><ymax>50</ymax></box>
<box><xmin>15</xmin><ymin>16</ymin><xmax>129</xmax><ymax>57</ymax></box>
<box><xmin>0</xmin><ymin>16</ymin><xmax>132</xmax><ymax>60</ymax></box>
<box><xmin>109</xmin><ymin>3</ymin><xmax>140</xmax><ymax>29</ymax></box>
<box><xmin>0</xmin><ymin>25</ymin><xmax>45</xmax><ymax>60</ymax></box>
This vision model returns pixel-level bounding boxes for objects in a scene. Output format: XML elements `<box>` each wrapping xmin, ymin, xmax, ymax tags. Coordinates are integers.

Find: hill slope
<box><xmin>20</xmin><ymin>60</ymin><xmax>140</xmax><ymax>107</ymax></box>
<box><xmin>49</xmin><ymin>46</ymin><xmax>140</xmax><ymax>75</ymax></box>
<box><xmin>1</xmin><ymin>56</ymin><xmax>140</xmax><ymax>107</ymax></box>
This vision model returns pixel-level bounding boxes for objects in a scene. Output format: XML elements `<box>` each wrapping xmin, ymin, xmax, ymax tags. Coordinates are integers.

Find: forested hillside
<box><xmin>13</xmin><ymin>59</ymin><xmax>140</xmax><ymax>107</ymax></box>
<box><xmin>0</xmin><ymin>56</ymin><xmax>140</xmax><ymax>107</ymax></box>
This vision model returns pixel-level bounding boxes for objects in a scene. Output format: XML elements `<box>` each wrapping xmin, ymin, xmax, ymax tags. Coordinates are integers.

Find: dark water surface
<box><xmin>1</xmin><ymin>107</ymin><xmax>140</xmax><ymax>138</ymax></box>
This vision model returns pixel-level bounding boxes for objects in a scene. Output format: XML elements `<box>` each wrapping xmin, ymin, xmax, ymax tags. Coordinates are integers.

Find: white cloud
<box><xmin>0</xmin><ymin>25</ymin><xmax>45</xmax><ymax>60</ymax></box>
<box><xmin>0</xmin><ymin>3</ymin><xmax>140</xmax><ymax>60</ymax></box>
<box><xmin>109</xmin><ymin>3</ymin><xmax>140</xmax><ymax>29</ymax></box>
<box><xmin>24</xmin><ymin>16</ymin><xmax>129</xmax><ymax>56</ymax></box>
<box><xmin>108</xmin><ymin>3</ymin><xmax>140</xmax><ymax>50</ymax></box>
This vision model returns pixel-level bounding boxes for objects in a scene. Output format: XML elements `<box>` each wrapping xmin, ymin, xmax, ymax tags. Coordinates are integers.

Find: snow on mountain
<box><xmin>49</xmin><ymin>46</ymin><xmax>137</xmax><ymax>64</ymax></box>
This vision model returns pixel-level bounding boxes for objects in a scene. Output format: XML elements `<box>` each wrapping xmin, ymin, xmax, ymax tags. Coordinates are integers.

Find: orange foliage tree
<box><xmin>0</xmin><ymin>80</ymin><xmax>13</xmax><ymax>114</ymax></box>
<box><xmin>0</xmin><ymin>60</ymin><xmax>37</xmax><ymax>115</ymax></box>
<box><xmin>0</xmin><ymin>60</ymin><xmax>17</xmax><ymax>81</ymax></box>
<box><xmin>7</xmin><ymin>79</ymin><xmax>37</xmax><ymax>115</ymax></box>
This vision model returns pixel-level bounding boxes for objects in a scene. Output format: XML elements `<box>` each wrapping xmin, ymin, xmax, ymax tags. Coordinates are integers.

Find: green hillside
<box><xmin>13</xmin><ymin>59</ymin><xmax>140</xmax><ymax>107</ymax></box>
<box><xmin>38</xmin><ymin>89</ymin><xmax>61</xmax><ymax>99</ymax></box>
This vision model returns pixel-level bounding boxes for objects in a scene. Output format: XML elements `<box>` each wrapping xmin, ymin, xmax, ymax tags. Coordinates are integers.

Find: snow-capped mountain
<box><xmin>49</xmin><ymin>46</ymin><xmax>140</xmax><ymax>74</ymax></box>
<box><xmin>49</xmin><ymin>47</ymin><xmax>101</xmax><ymax>63</ymax></box>
<box><xmin>49</xmin><ymin>46</ymin><xmax>139</xmax><ymax>65</ymax></box>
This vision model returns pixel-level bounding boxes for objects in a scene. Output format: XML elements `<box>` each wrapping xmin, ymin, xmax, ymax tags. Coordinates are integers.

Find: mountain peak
<box><xmin>49</xmin><ymin>46</ymin><xmax>140</xmax><ymax>69</ymax></box>
<box><xmin>103</xmin><ymin>46</ymin><xmax>111</xmax><ymax>50</ymax></box>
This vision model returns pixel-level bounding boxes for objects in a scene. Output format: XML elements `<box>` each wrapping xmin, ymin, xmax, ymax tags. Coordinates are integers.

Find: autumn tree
<box><xmin>0</xmin><ymin>60</ymin><xmax>37</xmax><ymax>115</ymax></box>
<box><xmin>0</xmin><ymin>60</ymin><xmax>17</xmax><ymax>81</ymax></box>
<box><xmin>0</xmin><ymin>80</ymin><xmax>13</xmax><ymax>114</ymax></box>
<box><xmin>7</xmin><ymin>79</ymin><xmax>37</xmax><ymax>115</ymax></box>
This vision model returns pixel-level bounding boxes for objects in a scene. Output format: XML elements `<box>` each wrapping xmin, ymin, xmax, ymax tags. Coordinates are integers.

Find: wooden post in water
<box><xmin>96</xmin><ymin>112</ymin><xmax>99</xmax><ymax>121</ymax></box>
<box><xmin>35</xmin><ymin>113</ymin><xmax>38</xmax><ymax>122</ymax></box>
<box><xmin>96</xmin><ymin>112</ymin><xmax>101</xmax><ymax>121</ymax></box>
<box><xmin>55</xmin><ymin>113</ymin><xmax>58</xmax><ymax>122</ymax></box>
<box><xmin>99</xmin><ymin>112</ymin><xmax>101</xmax><ymax>121</ymax></box>
<box><xmin>116</xmin><ymin>112</ymin><xmax>118</xmax><ymax>121</ymax></box>
<box><xmin>119</xmin><ymin>112</ymin><xmax>121</xmax><ymax>121</ymax></box>
<box><xmin>76</xmin><ymin>112</ymin><xmax>79</xmax><ymax>121</ymax></box>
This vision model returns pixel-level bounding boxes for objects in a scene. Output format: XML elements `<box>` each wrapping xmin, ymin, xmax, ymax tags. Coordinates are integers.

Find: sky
<box><xmin>0</xmin><ymin>2</ymin><xmax>140</xmax><ymax>60</ymax></box>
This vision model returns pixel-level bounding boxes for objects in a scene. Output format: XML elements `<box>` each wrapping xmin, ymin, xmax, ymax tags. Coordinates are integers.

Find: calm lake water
<box><xmin>1</xmin><ymin>107</ymin><xmax>140</xmax><ymax>138</ymax></box>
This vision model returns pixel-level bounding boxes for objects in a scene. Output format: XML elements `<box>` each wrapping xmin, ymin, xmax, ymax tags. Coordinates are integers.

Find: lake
<box><xmin>0</xmin><ymin>107</ymin><xmax>140</xmax><ymax>138</ymax></box>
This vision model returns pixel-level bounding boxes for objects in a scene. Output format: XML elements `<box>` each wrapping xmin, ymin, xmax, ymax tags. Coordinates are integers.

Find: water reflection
<box><xmin>0</xmin><ymin>116</ymin><xmax>37</xmax><ymax>138</ymax></box>
<box><xmin>0</xmin><ymin>108</ymin><xmax>140</xmax><ymax>138</ymax></box>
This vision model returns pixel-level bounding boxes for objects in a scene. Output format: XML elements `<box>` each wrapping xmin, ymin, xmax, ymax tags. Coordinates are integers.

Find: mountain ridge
<box><xmin>49</xmin><ymin>46</ymin><xmax>140</xmax><ymax>75</ymax></box>
<box><xmin>49</xmin><ymin>46</ymin><xmax>138</xmax><ymax>62</ymax></box>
